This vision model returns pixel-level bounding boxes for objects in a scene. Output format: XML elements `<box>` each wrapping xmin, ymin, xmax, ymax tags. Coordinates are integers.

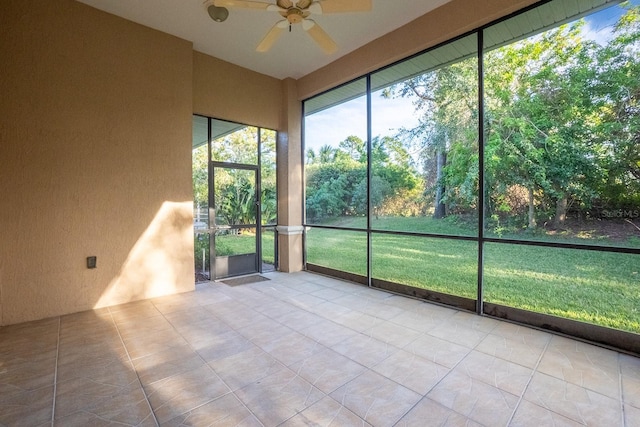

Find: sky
<box><xmin>304</xmin><ymin>0</ymin><xmax>638</xmax><ymax>155</ymax></box>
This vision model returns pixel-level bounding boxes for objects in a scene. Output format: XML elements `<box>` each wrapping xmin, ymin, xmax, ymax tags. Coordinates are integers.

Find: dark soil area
<box><xmin>545</xmin><ymin>218</ymin><xmax>640</xmax><ymax>244</ymax></box>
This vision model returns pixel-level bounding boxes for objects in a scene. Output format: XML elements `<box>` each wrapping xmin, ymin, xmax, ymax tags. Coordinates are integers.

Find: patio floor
<box><xmin>1</xmin><ymin>271</ymin><xmax>638</xmax><ymax>426</ymax></box>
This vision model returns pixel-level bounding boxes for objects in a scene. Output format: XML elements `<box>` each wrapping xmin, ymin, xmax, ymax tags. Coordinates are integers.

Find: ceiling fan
<box><xmin>211</xmin><ymin>0</ymin><xmax>372</xmax><ymax>54</ymax></box>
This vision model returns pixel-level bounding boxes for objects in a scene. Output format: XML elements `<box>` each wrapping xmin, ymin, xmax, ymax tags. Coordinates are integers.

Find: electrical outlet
<box><xmin>86</xmin><ymin>256</ymin><xmax>97</xmax><ymax>269</ymax></box>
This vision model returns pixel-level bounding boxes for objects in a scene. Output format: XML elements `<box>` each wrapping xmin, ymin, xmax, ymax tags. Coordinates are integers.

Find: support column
<box><xmin>276</xmin><ymin>78</ymin><xmax>304</xmax><ymax>272</ymax></box>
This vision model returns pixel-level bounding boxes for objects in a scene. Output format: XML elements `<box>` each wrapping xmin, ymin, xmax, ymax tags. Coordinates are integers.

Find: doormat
<box><xmin>221</xmin><ymin>275</ymin><xmax>270</xmax><ymax>287</ymax></box>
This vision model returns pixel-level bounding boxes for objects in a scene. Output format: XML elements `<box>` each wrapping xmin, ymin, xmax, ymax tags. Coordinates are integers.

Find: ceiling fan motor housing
<box><xmin>284</xmin><ymin>8</ymin><xmax>305</xmax><ymax>24</ymax></box>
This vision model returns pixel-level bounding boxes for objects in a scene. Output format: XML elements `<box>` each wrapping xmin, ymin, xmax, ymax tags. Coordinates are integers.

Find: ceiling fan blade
<box><xmin>213</xmin><ymin>0</ymin><xmax>270</xmax><ymax>10</ymax></box>
<box><xmin>316</xmin><ymin>0</ymin><xmax>371</xmax><ymax>13</ymax></box>
<box><xmin>256</xmin><ymin>20</ymin><xmax>287</xmax><ymax>52</ymax></box>
<box><xmin>303</xmin><ymin>20</ymin><xmax>337</xmax><ymax>54</ymax></box>
<box><xmin>276</xmin><ymin>0</ymin><xmax>294</xmax><ymax>8</ymax></box>
<box><xmin>296</xmin><ymin>0</ymin><xmax>313</xmax><ymax>9</ymax></box>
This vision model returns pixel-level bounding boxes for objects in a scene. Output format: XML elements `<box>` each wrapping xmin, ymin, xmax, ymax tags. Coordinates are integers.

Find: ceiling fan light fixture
<box><xmin>207</xmin><ymin>5</ymin><xmax>229</xmax><ymax>22</ymax></box>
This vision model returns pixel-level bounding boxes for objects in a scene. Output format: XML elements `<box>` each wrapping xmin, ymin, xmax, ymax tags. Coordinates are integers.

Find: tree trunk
<box><xmin>553</xmin><ymin>194</ymin><xmax>568</xmax><ymax>229</ymax></box>
<box><xmin>528</xmin><ymin>186</ymin><xmax>536</xmax><ymax>229</ymax></box>
<box><xmin>433</xmin><ymin>150</ymin><xmax>447</xmax><ymax>219</ymax></box>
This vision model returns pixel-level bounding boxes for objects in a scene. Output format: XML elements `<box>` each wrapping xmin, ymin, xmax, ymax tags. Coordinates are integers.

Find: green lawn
<box><xmin>306</xmin><ymin>217</ymin><xmax>640</xmax><ymax>333</ymax></box>
<box><xmin>203</xmin><ymin>217</ymin><xmax>639</xmax><ymax>333</ymax></box>
<box><xmin>215</xmin><ymin>231</ymin><xmax>276</xmax><ymax>264</ymax></box>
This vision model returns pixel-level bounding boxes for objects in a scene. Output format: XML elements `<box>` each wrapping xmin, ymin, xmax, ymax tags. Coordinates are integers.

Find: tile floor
<box><xmin>1</xmin><ymin>271</ymin><xmax>639</xmax><ymax>426</ymax></box>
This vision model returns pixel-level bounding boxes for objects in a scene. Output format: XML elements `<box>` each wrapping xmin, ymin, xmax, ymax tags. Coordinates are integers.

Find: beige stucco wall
<box><xmin>0</xmin><ymin>0</ymin><xmax>195</xmax><ymax>325</ymax></box>
<box><xmin>277</xmin><ymin>79</ymin><xmax>304</xmax><ymax>272</ymax></box>
<box><xmin>193</xmin><ymin>52</ymin><xmax>282</xmax><ymax>130</ymax></box>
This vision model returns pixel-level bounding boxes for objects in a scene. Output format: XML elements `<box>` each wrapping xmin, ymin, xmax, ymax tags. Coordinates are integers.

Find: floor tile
<box><xmin>274</xmin><ymin>309</ymin><xmax>325</xmax><ymax>333</ymax></box>
<box><xmin>284</xmin><ymin>293</ymin><xmax>327</xmax><ymax>310</ymax></box>
<box><xmin>309</xmin><ymin>301</ymin><xmax>353</xmax><ymax>320</ymax></box>
<box><xmin>0</xmin><ymin>271</ymin><xmax>636</xmax><ymax>427</ymax></box>
<box><xmin>255</xmin><ymin>330</ymin><xmax>327</xmax><ymax>366</ymax></box>
<box><xmin>0</xmin><ymin>354</ymin><xmax>57</xmax><ymax>394</ymax></box>
<box><xmin>253</xmin><ymin>300</ymin><xmax>299</xmax><ymax>319</ymax></box>
<box><xmin>289</xmin><ymin>348</ymin><xmax>367</xmax><ymax>394</ymax></box>
<box><xmin>56</xmin><ymin>350</ymin><xmax>132</xmax><ymax>386</ymax></box>
<box><xmin>427</xmin><ymin>369</ymin><xmax>519</xmax><ymax>426</ymax></box>
<box><xmin>330</xmin><ymin>370</ymin><xmax>422</xmax><ymax>427</ymax></box>
<box><xmin>54</xmin><ymin>410</ymin><xmax>157</xmax><ymax>427</ymax></box>
<box><xmin>475</xmin><ymin>332</ymin><xmax>546</xmax><ymax>369</ymax></box>
<box><xmin>621</xmin><ymin>354</ymin><xmax>640</xmax><ymax>409</ymax></box>
<box><xmin>523</xmin><ymin>372</ymin><xmax>623</xmax><ymax>426</ymax></box>
<box><xmin>132</xmin><ymin>345</ymin><xmax>205</xmax><ymax>386</ymax></box>
<box><xmin>427</xmin><ymin>312</ymin><xmax>495</xmax><ymax>348</ymax></box>
<box><xmin>109</xmin><ymin>300</ymin><xmax>160</xmax><ymax>323</ymax></box>
<box><xmin>0</xmin><ymin>385</ymin><xmax>53</xmax><ymax>427</ymax></box>
<box><xmin>455</xmin><ymin>350</ymin><xmax>533</xmax><ymax>396</ymax></box>
<box><xmin>489</xmin><ymin>321</ymin><xmax>552</xmax><ymax>348</ymax></box>
<box><xmin>395</xmin><ymin>396</ymin><xmax>482</xmax><ymax>427</ymax></box>
<box><xmin>151</xmin><ymin>292</ymin><xmax>201</xmax><ymax>315</ymax></box>
<box><xmin>237</xmin><ymin>317</ymin><xmax>294</xmax><ymax>342</ymax></box>
<box><xmin>235</xmin><ymin>368</ymin><xmax>325</xmax><ymax>427</ymax></box>
<box><xmin>0</xmin><ymin>318</ymin><xmax>59</xmax><ymax>357</ymax></box>
<box><xmin>280</xmin><ymin>395</ymin><xmax>372</xmax><ymax>427</ymax></box>
<box><xmin>383</xmin><ymin>295</ymin><xmax>426</xmax><ymax>311</ymax></box>
<box><xmin>622</xmin><ymin>376</ymin><xmax>640</xmax><ymax>409</ymax></box>
<box><xmin>280</xmin><ymin>280</ymin><xmax>329</xmax><ymax>294</ymax></box>
<box><xmin>309</xmin><ymin>287</ymin><xmax>349</xmax><ymax>301</ymax></box>
<box><xmin>333</xmin><ymin>310</ymin><xmax>384</xmax><ymax>333</ymax></box>
<box><xmin>205</xmin><ymin>301</ymin><xmax>266</xmax><ymax>329</ymax></box>
<box><xmin>115</xmin><ymin>314</ymin><xmax>174</xmax><ymax>340</ymax></box>
<box><xmin>257</xmin><ymin>283</ymin><xmax>305</xmax><ymax>300</ymax></box>
<box><xmin>161</xmin><ymin>393</ymin><xmax>262</xmax><ymax>427</ymax></box>
<box><xmin>121</xmin><ymin>327</ymin><xmax>189</xmax><ymax>360</ymax></box>
<box><xmin>350</xmin><ymin>286</ymin><xmax>392</xmax><ymax>300</ymax></box>
<box><xmin>360</xmin><ymin>300</ymin><xmax>404</xmax><ymax>321</ymax></box>
<box><xmin>404</xmin><ymin>334</ymin><xmax>470</xmax><ymax>368</ymax></box>
<box><xmin>59</xmin><ymin>309</ymin><xmax>113</xmax><ymax>335</ymax></box>
<box><xmin>160</xmin><ymin>306</ymin><xmax>216</xmax><ymax>329</ymax></box>
<box><xmin>626</xmin><ymin>404</ymin><xmax>640</xmax><ymax>427</ymax></box>
<box><xmin>332</xmin><ymin>333</ymin><xmax>399</xmax><ymax>368</ymax></box>
<box><xmin>545</xmin><ymin>335</ymin><xmax>620</xmax><ymax>372</ymax></box>
<box><xmin>537</xmin><ymin>336</ymin><xmax>621</xmax><ymax>399</ymax></box>
<box><xmin>390</xmin><ymin>308</ymin><xmax>453</xmax><ymax>333</ymax></box>
<box><xmin>372</xmin><ymin>349</ymin><xmax>449</xmax><ymax>395</ymax></box>
<box><xmin>332</xmin><ymin>293</ymin><xmax>377</xmax><ymax>312</ymax></box>
<box><xmin>195</xmin><ymin>329</ymin><xmax>254</xmax><ymax>362</ymax></box>
<box><xmin>209</xmin><ymin>344</ymin><xmax>286</xmax><ymax>391</ymax></box>
<box><xmin>174</xmin><ymin>317</ymin><xmax>234</xmax><ymax>348</ymax></box>
<box><xmin>300</xmin><ymin>318</ymin><xmax>359</xmax><ymax>347</ymax></box>
<box><xmin>144</xmin><ymin>364</ymin><xmax>230</xmax><ymax>424</ymax></box>
<box><xmin>363</xmin><ymin>320</ymin><xmax>421</xmax><ymax>348</ymax></box>
<box><xmin>621</xmin><ymin>353</ymin><xmax>640</xmax><ymax>379</ymax></box>
<box><xmin>54</xmin><ymin>374</ymin><xmax>147</xmax><ymax>422</ymax></box>
<box><xmin>510</xmin><ymin>400</ymin><xmax>583</xmax><ymax>427</ymax></box>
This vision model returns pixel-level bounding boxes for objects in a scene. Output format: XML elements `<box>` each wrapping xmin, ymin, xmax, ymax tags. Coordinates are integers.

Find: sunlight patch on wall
<box><xmin>94</xmin><ymin>201</ymin><xmax>195</xmax><ymax>309</ymax></box>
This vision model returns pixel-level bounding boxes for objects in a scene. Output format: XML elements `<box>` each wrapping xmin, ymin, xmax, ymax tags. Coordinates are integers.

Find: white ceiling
<box><xmin>76</xmin><ymin>0</ymin><xmax>451</xmax><ymax>80</ymax></box>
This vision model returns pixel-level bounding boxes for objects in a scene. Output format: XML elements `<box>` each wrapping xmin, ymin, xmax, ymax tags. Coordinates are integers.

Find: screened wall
<box><xmin>192</xmin><ymin>116</ymin><xmax>278</xmax><ymax>279</ymax></box>
<box><xmin>303</xmin><ymin>0</ymin><xmax>640</xmax><ymax>353</ymax></box>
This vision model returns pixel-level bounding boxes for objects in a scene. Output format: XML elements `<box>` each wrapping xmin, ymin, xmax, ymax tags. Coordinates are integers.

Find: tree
<box><xmin>192</xmin><ymin>144</ymin><xmax>209</xmax><ymax>209</ymax></box>
<box><xmin>338</xmin><ymin>136</ymin><xmax>366</xmax><ymax>162</ymax></box>
<box><xmin>486</xmin><ymin>21</ymin><xmax>610</xmax><ymax>228</ymax></box>
<box><xmin>593</xmin><ymin>5</ymin><xmax>640</xmax><ymax>209</ymax></box>
<box><xmin>318</xmin><ymin>145</ymin><xmax>336</xmax><ymax>163</ymax></box>
<box><xmin>305</xmin><ymin>135</ymin><xmax>421</xmax><ymax>222</ymax></box>
<box><xmin>386</xmin><ymin>56</ymin><xmax>478</xmax><ymax>219</ymax></box>
<box><xmin>306</xmin><ymin>148</ymin><xmax>317</xmax><ymax>164</ymax></box>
